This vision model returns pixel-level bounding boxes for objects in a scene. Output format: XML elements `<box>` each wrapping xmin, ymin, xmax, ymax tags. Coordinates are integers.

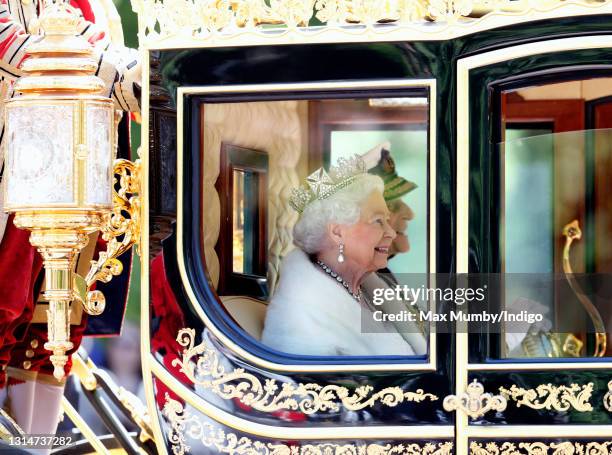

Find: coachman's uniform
<box><xmin>0</xmin><ymin>0</ymin><xmax>140</xmax><ymax>435</ymax></box>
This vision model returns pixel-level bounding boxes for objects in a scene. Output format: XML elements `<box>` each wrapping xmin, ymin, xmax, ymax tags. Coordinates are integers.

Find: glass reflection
<box><xmin>501</xmin><ymin>130</ymin><xmax>612</xmax><ymax>358</ymax></box>
<box><xmin>199</xmin><ymin>94</ymin><xmax>431</xmax><ymax>358</ymax></box>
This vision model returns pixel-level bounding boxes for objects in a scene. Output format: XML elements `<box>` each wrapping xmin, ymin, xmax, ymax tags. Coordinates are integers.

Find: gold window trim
<box><xmin>171</xmin><ymin>79</ymin><xmax>438</xmax><ymax>373</ymax></box>
<box><xmin>454</xmin><ymin>34</ymin><xmax>612</xmax><ymax>455</ymax></box>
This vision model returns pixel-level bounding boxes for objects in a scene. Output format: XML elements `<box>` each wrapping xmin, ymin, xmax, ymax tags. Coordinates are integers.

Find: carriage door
<box><xmin>454</xmin><ymin>37</ymin><xmax>612</xmax><ymax>453</ymax></box>
<box><xmin>143</xmin><ymin>37</ymin><xmax>458</xmax><ymax>451</ymax></box>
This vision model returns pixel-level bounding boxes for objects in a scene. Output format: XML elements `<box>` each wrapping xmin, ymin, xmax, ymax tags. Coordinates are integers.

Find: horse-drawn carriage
<box><xmin>2</xmin><ymin>1</ymin><xmax>612</xmax><ymax>454</ymax></box>
<box><xmin>139</xmin><ymin>1</ymin><xmax>612</xmax><ymax>453</ymax></box>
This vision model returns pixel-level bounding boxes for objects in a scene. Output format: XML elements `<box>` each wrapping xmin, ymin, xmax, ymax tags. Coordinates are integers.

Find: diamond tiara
<box><xmin>289</xmin><ymin>155</ymin><xmax>367</xmax><ymax>214</ymax></box>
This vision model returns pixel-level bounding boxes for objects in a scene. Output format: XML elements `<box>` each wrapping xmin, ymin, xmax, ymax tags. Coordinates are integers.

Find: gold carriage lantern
<box><xmin>3</xmin><ymin>1</ymin><xmax>140</xmax><ymax>380</ymax></box>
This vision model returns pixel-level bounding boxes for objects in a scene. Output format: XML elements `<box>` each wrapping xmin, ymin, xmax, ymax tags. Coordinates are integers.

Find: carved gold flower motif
<box><xmin>172</xmin><ymin>329</ymin><xmax>437</xmax><ymax>414</ymax></box>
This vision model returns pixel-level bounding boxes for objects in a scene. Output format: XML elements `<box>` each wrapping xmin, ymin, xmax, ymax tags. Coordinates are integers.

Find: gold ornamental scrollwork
<box><xmin>470</xmin><ymin>441</ymin><xmax>612</xmax><ymax>455</ymax></box>
<box><xmin>427</xmin><ymin>0</ymin><xmax>473</xmax><ymax>22</ymax></box>
<box><xmin>498</xmin><ymin>382</ymin><xmax>593</xmax><ymax>412</ymax></box>
<box><xmin>604</xmin><ymin>380</ymin><xmax>612</xmax><ymax>412</ymax></box>
<box><xmin>163</xmin><ymin>394</ymin><xmax>454</xmax><ymax>455</ymax></box>
<box><xmin>132</xmin><ymin>0</ymin><xmax>612</xmax><ymax>44</ymax></box>
<box><xmin>74</xmin><ymin>158</ymin><xmax>141</xmax><ymax>315</ymax></box>
<box><xmin>172</xmin><ymin>328</ymin><xmax>437</xmax><ymax>414</ymax></box>
<box><xmin>442</xmin><ymin>380</ymin><xmax>507</xmax><ymax>419</ymax></box>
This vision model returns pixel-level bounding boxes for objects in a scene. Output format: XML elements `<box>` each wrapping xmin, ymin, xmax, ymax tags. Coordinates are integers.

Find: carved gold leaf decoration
<box><xmin>196</xmin><ymin>0</ymin><xmax>234</xmax><ymax>35</ymax></box>
<box><xmin>172</xmin><ymin>328</ymin><xmax>437</xmax><ymax>414</ymax></box>
<box><xmin>470</xmin><ymin>441</ymin><xmax>612</xmax><ymax>455</ymax></box>
<box><xmin>498</xmin><ymin>382</ymin><xmax>593</xmax><ymax>412</ymax></box>
<box><xmin>349</xmin><ymin>0</ymin><xmax>390</xmax><ymax>24</ymax></box>
<box><xmin>314</xmin><ymin>0</ymin><xmax>427</xmax><ymax>24</ymax></box>
<box><xmin>233</xmin><ymin>0</ymin><xmax>268</xmax><ymax>27</ymax></box>
<box><xmin>314</xmin><ymin>0</ymin><xmax>349</xmax><ymax>24</ymax></box>
<box><xmin>397</xmin><ymin>0</ymin><xmax>430</xmax><ymax>23</ymax></box>
<box><xmin>270</xmin><ymin>0</ymin><xmax>315</xmax><ymax>28</ymax></box>
<box><xmin>163</xmin><ymin>394</ymin><xmax>454</xmax><ymax>455</ymax></box>
<box><xmin>604</xmin><ymin>380</ymin><xmax>612</xmax><ymax>412</ymax></box>
<box><xmin>443</xmin><ymin>380</ymin><xmax>506</xmax><ymax>419</ymax></box>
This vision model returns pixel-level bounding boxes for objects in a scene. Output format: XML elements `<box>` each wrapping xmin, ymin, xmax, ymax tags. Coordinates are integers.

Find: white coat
<box><xmin>261</xmin><ymin>248</ymin><xmax>427</xmax><ymax>357</ymax></box>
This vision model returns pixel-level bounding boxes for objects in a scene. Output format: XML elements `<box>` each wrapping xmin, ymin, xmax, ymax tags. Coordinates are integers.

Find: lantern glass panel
<box><xmin>6</xmin><ymin>104</ymin><xmax>74</xmax><ymax>206</ymax></box>
<box><xmin>86</xmin><ymin>104</ymin><xmax>113</xmax><ymax>206</ymax></box>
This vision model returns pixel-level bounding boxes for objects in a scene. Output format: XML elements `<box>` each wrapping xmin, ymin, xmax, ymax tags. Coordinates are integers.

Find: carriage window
<box><xmin>216</xmin><ymin>143</ymin><xmax>268</xmax><ymax>298</ymax></box>
<box><xmin>201</xmin><ymin>92</ymin><xmax>431</xmax><ymax>358</ymax></box>
<box><xmin>498</xmin><ymin>78</ymin><xmax>612</xmax><ymax>359</ymax></box>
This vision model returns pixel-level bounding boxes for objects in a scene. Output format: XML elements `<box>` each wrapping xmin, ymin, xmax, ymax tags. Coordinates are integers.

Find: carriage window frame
<box><xmin>178</xmin><ymin>81</ymin><xmax>438</xmax><ymax>373</ymax></box>
<box><xmin>465</xmin><ymin>62</ymin><xmax>612</xmax><ymax>365</ymax></box>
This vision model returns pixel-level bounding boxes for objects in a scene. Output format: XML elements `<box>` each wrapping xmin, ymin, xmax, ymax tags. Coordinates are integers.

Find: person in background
<box><xmin>360</xmin><ymin>142</ymin><xmax>427</xmax><ymax>345</ymax></box>
<box><xmin>361</xmin><ymin>141</ymin><xmax>417</xmax><ymax>277</ymax></box>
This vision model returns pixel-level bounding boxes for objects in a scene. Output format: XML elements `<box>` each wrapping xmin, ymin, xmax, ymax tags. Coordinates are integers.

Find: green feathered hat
<box><xmin>361</xmin><ymin>141</ymin><xmax>417</xmax><ymax>201</ymax></box>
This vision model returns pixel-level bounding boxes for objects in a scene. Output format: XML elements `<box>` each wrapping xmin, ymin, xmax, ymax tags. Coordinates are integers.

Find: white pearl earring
<box><xmin>337</xmin><ymin>243</ymin><xmax>345</xmax><ymax>263</ymax></box>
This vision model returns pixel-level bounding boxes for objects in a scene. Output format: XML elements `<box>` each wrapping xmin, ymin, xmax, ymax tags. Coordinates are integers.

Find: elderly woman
<box><xmin>261</xmin><ymin>156</ymin><xmax>426</xmax><ymax>356</ymax></box>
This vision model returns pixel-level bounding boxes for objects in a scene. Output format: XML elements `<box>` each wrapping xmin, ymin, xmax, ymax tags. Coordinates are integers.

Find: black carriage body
<box><xmin>144</xmin><ymin>12</ymin><xmax>612</xmax><ymax>455</ymax></box>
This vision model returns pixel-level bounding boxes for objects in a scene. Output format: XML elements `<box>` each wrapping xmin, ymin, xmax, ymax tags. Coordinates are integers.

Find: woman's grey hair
<box><xmin>293</xmin><ymin>174</ymin><xmax>384</xmax><ymax>254</ymax></box>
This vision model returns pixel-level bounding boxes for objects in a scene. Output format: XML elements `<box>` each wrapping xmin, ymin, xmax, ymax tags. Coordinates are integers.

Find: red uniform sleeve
<box><xmin>0</xmin><ymin>0</ymin><xmax>40</xmax><ymax>79</ymax></box>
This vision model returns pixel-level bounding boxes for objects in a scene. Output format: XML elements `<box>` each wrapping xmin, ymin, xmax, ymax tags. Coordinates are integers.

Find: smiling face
<box><xmin>387</xmin><ymin>198</ymin><xmax>415</xmax><ymax>256</ymax></box>
<box><xmin>337</xmin><ymin>190</ymin><xmax>396</xmax><ymax>273</ymax></box>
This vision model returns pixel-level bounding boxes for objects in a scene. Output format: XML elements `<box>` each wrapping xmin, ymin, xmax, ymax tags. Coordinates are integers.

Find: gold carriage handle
<box><xmin>73</xmin><ymin>159</ymin><xmax>141</xmax><ymax>315</ymax></box>
<box><xmin>562</xmin><ymin>220</ymin><xmax>607</xmax><ymax>357</ymax></box>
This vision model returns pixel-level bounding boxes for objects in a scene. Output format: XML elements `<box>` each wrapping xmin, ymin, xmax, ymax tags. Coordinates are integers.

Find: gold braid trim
<box><xmin>163</xmin><ymin>393</ymin><xmax>453</xmax><ymax>455</ymax></box>
<box><xmin>172</xmin><ymin>328</ymin><xmax>437</xmax><ymax>414</ymax></box>
<box><xmin>499</xmin><ymin>383</ymin><xmax>593</xmax><ymax>412</ymax></box>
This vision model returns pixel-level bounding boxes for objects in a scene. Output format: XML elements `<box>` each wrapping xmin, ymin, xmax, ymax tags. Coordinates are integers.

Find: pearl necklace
<box><xmin>315</xmin><ymin>260</ymin><xmax>362</xmax><ymax>302</ymax></box>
